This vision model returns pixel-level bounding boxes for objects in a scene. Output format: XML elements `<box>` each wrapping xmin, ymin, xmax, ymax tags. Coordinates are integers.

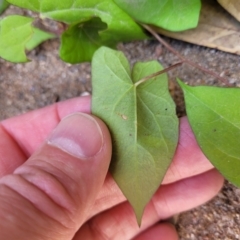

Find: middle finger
<box><xmin>75</xmin><ymin>169</ymin><xmax>223</xmax><ymax>240</ymax></box>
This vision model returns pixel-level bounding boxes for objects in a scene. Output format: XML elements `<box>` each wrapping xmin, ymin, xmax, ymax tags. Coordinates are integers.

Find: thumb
<box><xmin>0</xmin><ymin>113</ymin><xmax>112</xmax><ymax>240</ymax></box>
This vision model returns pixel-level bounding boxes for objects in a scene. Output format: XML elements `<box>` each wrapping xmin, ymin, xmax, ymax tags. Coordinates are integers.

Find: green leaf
<box><xmin>8</xmin><ymin>0</ymin><xmax>147</xmax><ymax>62</ymax></box>
<box><xmin>114</xmin><ymin>0</ymin><xmax>201</xmax><ymax>31</ymax></box>
<box><xmin>7</xmin><ymin>0</ymin><xmax>40</xmax><ymax>11</ymax></box>
<box><xmin>60</xmin><ymin>17</ymin><xmax>112</xmax><ymax>63</ymax></box>
<box><xmin>92</xmin><ymin>47</ymin><xmax>179</xmax><ymax>225</ymax></box>
<box><xmin>178</xmin><ymin>80</ymin><xmax>240</xmax><ymax>187</ymax></box>
<box><xmin>0</xmin><ymin>0</ymin><xmax>10</xmax><ymax>14</ymax></box>
<box><xmin>0</xmin><ymin>15</ymin><xmax>34</xmax><ymax>62</ymax></box>
<box><xmin>25</xmin><ymin>28</ymin><xmax>55</xmax><ymax>51</ymax></box>
<box><xmin>39</xmin><ymin>0</ymin><xmax>145</xmax><ymax>40</ymax></box>
<box><xmin>42</xmin><ymin>0</ymin><xmax>146</xmax><ymax>62</ymax></box>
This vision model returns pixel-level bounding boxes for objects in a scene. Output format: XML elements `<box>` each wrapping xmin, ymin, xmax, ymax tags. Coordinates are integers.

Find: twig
<box><xmin>142</xmin><ymin>24</ymin><xmax>230</xmax><ymax>86</ymax></box>
<box><xmin>135</xmin><ymin>62</ymin><xmax>182</xmax><ymax>87</ymax></box>
<box><xmin>33</xmin><ymin>17</ymin><xmax>67</xmax><ymax>37</ymax></box>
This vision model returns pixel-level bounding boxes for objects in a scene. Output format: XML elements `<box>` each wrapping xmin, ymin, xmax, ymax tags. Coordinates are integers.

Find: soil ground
<box><xmin>1</xmin><ymin>7</ymin><xmax>240</xmax><ymax>240</ymax></box>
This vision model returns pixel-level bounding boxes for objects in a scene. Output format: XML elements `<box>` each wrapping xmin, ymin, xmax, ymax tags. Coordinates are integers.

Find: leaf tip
<box><xmin>131</xmin><ymin>202</ymin><xmax>146</xmax><ymax>227</ymax></box>
<box><xmin>176</xmin><ymin>78</ymin><xmax>184</xmax><ymax>87</ymax></box>
<box><xmin>134</xmin><ymin>209</ymin><xmax>144</xmax><ymax>228</ymax></box>
<box><xmin>177</xmin><ymin>78</ymin><xmax>190</xmax><ymax>92</ymax></box>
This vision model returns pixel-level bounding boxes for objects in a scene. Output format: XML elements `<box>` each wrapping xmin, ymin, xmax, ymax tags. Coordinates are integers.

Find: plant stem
<box><xmin>142</xmin><ymin>24</ymin><xmax>230</xmax><ymax>86</ymax></box>
<box><xmin>135</xmin><ymin>62</ymin><xmax>182</xmax><ymax>87</ymax></box>
<box><xmin>33</xmin><ymin>17</ymin><xmax>67</xmax><ymax>37</ymax></box>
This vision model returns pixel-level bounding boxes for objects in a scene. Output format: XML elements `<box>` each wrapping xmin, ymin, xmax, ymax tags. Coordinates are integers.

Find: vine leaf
<box><xmin>0</xmin><ymin>15</ymin><xmax>55</xmax><ymax>62</ymax></box>
<box><xmin>178</xmin><ymin>80</ymin><xmax>240</xmax><ymax>187</ymax></box>
<box><xmin>92</xmin><ymin>47</ymin><xmax>179</xmax><ymax>225</ymax></box>
<box><xmin>39</xmin><ymin>0</ymin><xmax>146</xmax><ymax>41</ymax></box>
<box><xmin>0</xmin><ymin>0</ymin><xmax>9</xmax><ymax>14</ymax></box>
<box><xmin>0</xmin><ymin>16</ymin><xmax>34</xmax><ymax>62</ymax></box>
<box><xmin>8</xmin><ymin>0</ymin><xmax>147</xmax><ymax>63</ymax></box>
<box><xmin>25</xmin><ymin>28</ymin><xmax>55</xmax><ymax>51</ymax></box>
<box><xmin>6</xmin><ymin>0</ymin><xmax>40</xmax><ymax>11</ymax></box>
<box><xmin>155</xmin><ymin>0</ymin><xmax>240</xmax><ymax>55</ymax></box>
<box><xmin>114</xmin><ymin>0</ymin><xmax>201</xmax><ymax>31</ymax></box>
<box><xmin>60</xmin><ymin>17</ymin><xmax>112</xmax><ymax>63</ymax></box>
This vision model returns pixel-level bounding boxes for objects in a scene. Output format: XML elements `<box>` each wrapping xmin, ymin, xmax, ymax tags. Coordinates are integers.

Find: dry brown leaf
<box><xmin>218</xmin><ymin>0</ymin><xmax>240</xmax><ymax>22</ymax></box>
<box><xmin>154</xmin><ymin>0</ymin><xmax>240</xmax><ymax>55</ymax></box>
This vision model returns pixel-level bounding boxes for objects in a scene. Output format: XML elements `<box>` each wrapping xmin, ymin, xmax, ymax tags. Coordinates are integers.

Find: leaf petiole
<box><xmin>142</xmin><ymin>24</ymin><xmax>230</xmax><ymax>86</ymax></box>
<box><xmin>135</xmin><ymin>62</ymin><xmax>182</xmax><ymax>87</ymax></box>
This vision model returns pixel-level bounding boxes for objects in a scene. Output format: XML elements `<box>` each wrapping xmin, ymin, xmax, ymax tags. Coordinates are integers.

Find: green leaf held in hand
<box><xmin>92</xmin><ymin>47</ymin><xmax>179</xmax><ymax>225</ymax></box>
<box><xmin>114</xmin><ymin>0</ymin><xmax>201</xmax><ymax>31</ymax></box>
<box><xmin>178</xmin><ymin>80</ymin><xmax>240</xmax><ymax>187</ymax></box>
<box><xmin>0</xmin><ymin>15</ymin><xmax>34</xmax><ymax>62</ymax></box>
<box><xmin>0</xmin><ymin>0</ymin><xmax>10</xmax><ymax>15</ymax></box>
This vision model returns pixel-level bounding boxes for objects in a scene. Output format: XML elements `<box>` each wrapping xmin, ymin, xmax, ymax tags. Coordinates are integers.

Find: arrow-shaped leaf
<box><xmin>114</xmin><ymin>0</ymin><xmax>201</xmax><ymax>31</ymax></box>
<box><xmin>92</xmin><ymin>47</ymin><xmax>179</xmax><ymax>225</ymax></box>
<box><xmin>0</xmin><ymin>15</ymin><xmax>33</xmax><ymax>62</ymax></box>
<box><xmin>178</xmin><ymin>80</ymin><xmax>240</xmax><ymax>187</ymax></box>
<box><xmin>25</xmin><ymin>28</ymin><xmax>55</xmax><ymax>51</ymax></box>
<box><xmin>0</xmin><ymin>0</ymin><xmax>10</xmax><ymax>15</ymax></box>
<box><xmin>7</xmin><ymin>0</ymin><xmax>147</xmax><ymax>63</ymax></box>
<box><xmin>60</xmin><ymin>17</ymin><xmax>111</xmax><ymax>63</ymax></box>
<box><xmin>39</xmin><ymin>0</ymin><xmax>146</xmax><ymax>42</ymax></box>
<box><xmin>0</xmin><ymin>15</ymin><xmax>56</xmax><ymax>63</ymax></box>
<box><xmin>6</xmin><ymin>0</ymin><xmax>40</xmax><ymax>11</ymax></box>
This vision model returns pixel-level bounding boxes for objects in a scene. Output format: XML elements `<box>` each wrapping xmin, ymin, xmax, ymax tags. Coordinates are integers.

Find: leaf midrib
<box><xmin>42</xmin><ymin>8</ymin><xmax>111</xmax><ymax>20</ymax></box>
<box><xmin>137</xmin><ymin>93</ymin><xmax>169</xmax><ymax>153</ymax></box>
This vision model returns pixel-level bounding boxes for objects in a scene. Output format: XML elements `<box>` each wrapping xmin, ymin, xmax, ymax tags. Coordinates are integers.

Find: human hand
<box><xmin>0</xmin><ymin>96</ymin><xmax>223</xmax><ymax>240</ymax></box>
